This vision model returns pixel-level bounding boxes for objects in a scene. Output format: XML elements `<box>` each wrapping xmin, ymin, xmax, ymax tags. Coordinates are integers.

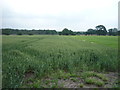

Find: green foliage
<box><xmin>95</xmin><ymin>73</ymin><xmax>108</xmax><ymax>81</ymax></box>
<box><xmin>86</xmin><ymin>25</ymin><xmax>118</xmax><ymax>36</ymax></box>
<box><xmin>2</xmin><ymin>28</ymin><xmax>58</xmax><ymax>35</ymax></box>
<box><xmin>86</xmin><ymin>29</ymin><xmax>96</xmax><ymax>35</ymax></box>
<box><xmin>70</xmin><ymin>77</ymin><xmax>78</xmax><ymax>82</ymax></box>
<box><xmin>79</xmin><ymin>83</ymin><xmax>84</xmax><ymax>88</ymax></box>
<box><xmin>2</xmin><ymin>27</ymin><xmax>119</xmax><ymax>36</ymax></box>
<box><xmin>81</xmin><ymin>71</ymin><xmax>108</xmax><ymax>82</ymax></box>
<box><xmin>94</xmin><ymin>80</ymin><xmax>105</xmax><ymax>87</ymax></box>
<box><xmin>95</xmin><ymin>25</ymin><xmax>107</xmax><ymax>35</ymax></box>
<box><xmin>60</xmin><ymin>28</ymin><xmax>75</xmax><ymax>35</ymax></box>
<box><xmin>50</xmin><ymin>70</ymin><xmax>71</xmax><ymax>79</ymax></box>
<box><xmin>32</xmin><ymin>80</ymin><xmax>41</xmax><ymax>88</ymax></box>
<box><xmin>108</xmin><ymin>28</ymin><xmax>118</xmax><ymax>36</ymax></box>
<box><xmin>85</xmin><ymin>77</ymin><xmax>104</xmax><ymax>86</ymax></box>
<box><xmin>81</xmin><ymin>71</ymin><xmax>97</xmax><ymax>79</ymax></box>
<box><xmin>2</xmin><ymin>35</ymin><xmax>118</xmax><ymax>88</ymax></box>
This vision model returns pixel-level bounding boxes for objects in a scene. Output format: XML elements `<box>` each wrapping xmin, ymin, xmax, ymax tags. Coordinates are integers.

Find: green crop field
<box><xmin>2</xmin><ymin>35</ymin><xmax>119</xmax><ymax>88</ymax></box>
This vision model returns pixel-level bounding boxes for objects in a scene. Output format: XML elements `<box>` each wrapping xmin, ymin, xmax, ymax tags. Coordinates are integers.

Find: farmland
<box><xmin>2</xmin><ymin>35</ymin><xmax>119</xmax><ymax>88</ymax></box>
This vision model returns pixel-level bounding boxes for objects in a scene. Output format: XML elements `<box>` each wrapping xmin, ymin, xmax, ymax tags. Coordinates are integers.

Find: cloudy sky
<box><xmin>2</xmin><ymin>0</ymin><xmax>119</xmax><ymax>31</ymax></box>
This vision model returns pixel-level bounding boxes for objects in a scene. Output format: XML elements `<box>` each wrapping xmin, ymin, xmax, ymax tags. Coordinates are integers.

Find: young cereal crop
<box><xmin>2</xmin><ymin>35</ymin><xmax>118</xmax><ymax>88</ymax></box>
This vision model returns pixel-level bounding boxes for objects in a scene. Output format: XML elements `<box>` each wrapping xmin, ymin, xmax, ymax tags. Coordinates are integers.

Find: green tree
<box><xmin>86</xmin><ymin>29</ymin><xmax>96</xmax><ymax>35</ymax></box>
<box><xmin>61</xmin><ymin>28</ymin><xmax>74</xmax><ymax>35</ymax></box>
<box><xmin>61</xmin><ymin>28</ymin><xmax>70</xmax><ymax>35</ymax></box>
<box><xmin>108</xmin><ymin>28</ymin><xmax>118</xmax><ymax>36</ymax></box>
<box><xmin>95</xmin><ymin>25</ymin><xmax>107</xmax><ymax>35</ymax></box>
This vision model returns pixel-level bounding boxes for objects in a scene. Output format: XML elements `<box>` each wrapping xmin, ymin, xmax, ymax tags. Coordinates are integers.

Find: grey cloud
<box><xmin>2</xmin><ymin>0</ymin><xmax>118</xmax><ymax>31</ymax></box>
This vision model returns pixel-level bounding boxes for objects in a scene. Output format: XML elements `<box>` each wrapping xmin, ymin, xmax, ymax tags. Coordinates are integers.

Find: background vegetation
<box><xmin>2</xmin><ymin>25</ymin><xmax>120</xmax><ymax>36</ymax></box>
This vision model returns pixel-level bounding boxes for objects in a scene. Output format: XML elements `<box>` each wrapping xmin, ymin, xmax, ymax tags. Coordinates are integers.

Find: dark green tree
<box><xmin>61</xmin><ymin>28</ymin><xmax>74</xmax><ymax>35</ymax></box>
<box><xmin>95</xmin><ymin>25</ymin><xmax>107</xmax><ymax>35</ymax></box>
<box><xmin>2</xmin><ymin>28</ymin><xmax>58</xmax><ymax>35</ymax></box>
<box><xmin>108</xmin><ymin>28</ymin><xmax>118</xmax><ymax>36</ymax></box>
<box><xmin>86</xmin><ymin>29</ymin><xmax>96</xmax><ymax>35</ymax></box>
<box><xmin>61</xmin><ymin>28</ymin><xmax>70</xmax><ymax>35</ymax></box>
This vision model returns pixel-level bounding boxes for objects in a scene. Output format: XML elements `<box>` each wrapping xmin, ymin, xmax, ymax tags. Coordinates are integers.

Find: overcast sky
<box><xmin>2</xmin><ymin>0</ymin><xmax>119</xmax><ymax>31</ymax></box>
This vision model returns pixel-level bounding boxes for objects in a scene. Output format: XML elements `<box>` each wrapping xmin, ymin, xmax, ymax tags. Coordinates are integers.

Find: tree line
<box><xmin>2</xmin><ymin>25</ymin><xmax>120</xmax><ymax>36</ymax></box>
<box><xmin>2</xmin><ymin>29</ymin><xmax>58</xmax><ymax>35</ymax></box>
<box><xmin>86</xmin><ymin>25</ymin><xmax>119</xmax><ymax>36</ymax></box>
<box><xmin>1</xmin><ymin>28</ymin><xmax>85</xmax><ymax>35</ymax></box>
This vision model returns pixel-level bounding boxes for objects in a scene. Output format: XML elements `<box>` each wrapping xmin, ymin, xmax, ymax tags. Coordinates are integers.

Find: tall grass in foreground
<box><xmin>2</xmin><ymin>35</ymin><xmax>118</xmax><ymax>88</ymax></box>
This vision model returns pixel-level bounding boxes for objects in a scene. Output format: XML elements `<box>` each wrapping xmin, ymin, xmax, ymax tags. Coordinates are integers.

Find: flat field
<box><xmin>2</xmin><ymin>35</ymin><xmax>119</xmax><ymax>88</ymax></box>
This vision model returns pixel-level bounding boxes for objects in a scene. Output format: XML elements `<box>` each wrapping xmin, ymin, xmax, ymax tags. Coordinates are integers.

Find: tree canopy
<box><xmin>2</xmin><ymin>25</ymin><xmax>119</xmax><ymax>36</ymax></box>
<box><xmin>2</xmin><ymin>28</ymin><xmax>58</xmax><ymax>35</ymax></box>
<box><xmin>59</xmin><ymin>28</ymin><xmax>75</xmax><ymax>35</ymax></box>
<box><xmin>95</xmin><ymin>25</ymin><xmax>107</xmax><ymax>35</ymax></box>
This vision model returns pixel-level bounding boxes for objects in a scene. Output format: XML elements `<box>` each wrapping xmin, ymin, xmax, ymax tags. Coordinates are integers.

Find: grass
<box><xmin>81</xmin><ymin>71</ymin><xmax>108</xmax><ymax>81</ymax></box>
<box><xmin>49</xmin><ymin>70</ymin><xmax>71</xmax><ymax>79</ymax></box>
<box><xmin>21</xmin><ymin>70</ymin><xmax>110</xmax><ymax>88</ymax></box>
<box><xmin>70</xmin><ymin>77</ymin><xmax>78</xmax><ymax>82</ymax></box>
<box><xmin>96</xmin><ymin>73</ymin><xmax>108</xmax><ymax>81</ymax></box>
<box><xmin>85</xmin><ymin>77</ymin><xmax>105</xmax><ymax>87</ymax></box>
<box><xmin>74</xmin><ymin>36</ymin><xmax>118</xmax><ymax>48</ymax></box>
<box><xmin>81</xmin><ymin>71</ymin><xmax>108</xmax><ymax>87</ymax></box>
<box><xmin>79</xmin><ymin>83</ymin><xmax>84</xmax><ymax>88</ymax></box>
<box><xmin>81</xmin><ymin>71</ymin><xmax>97</xmax><ymax>79</ymax></box>
<box><xmin>2</xmin><ymin>35</ymin><xmax>118</xmax><ymax>88</ymax></box>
